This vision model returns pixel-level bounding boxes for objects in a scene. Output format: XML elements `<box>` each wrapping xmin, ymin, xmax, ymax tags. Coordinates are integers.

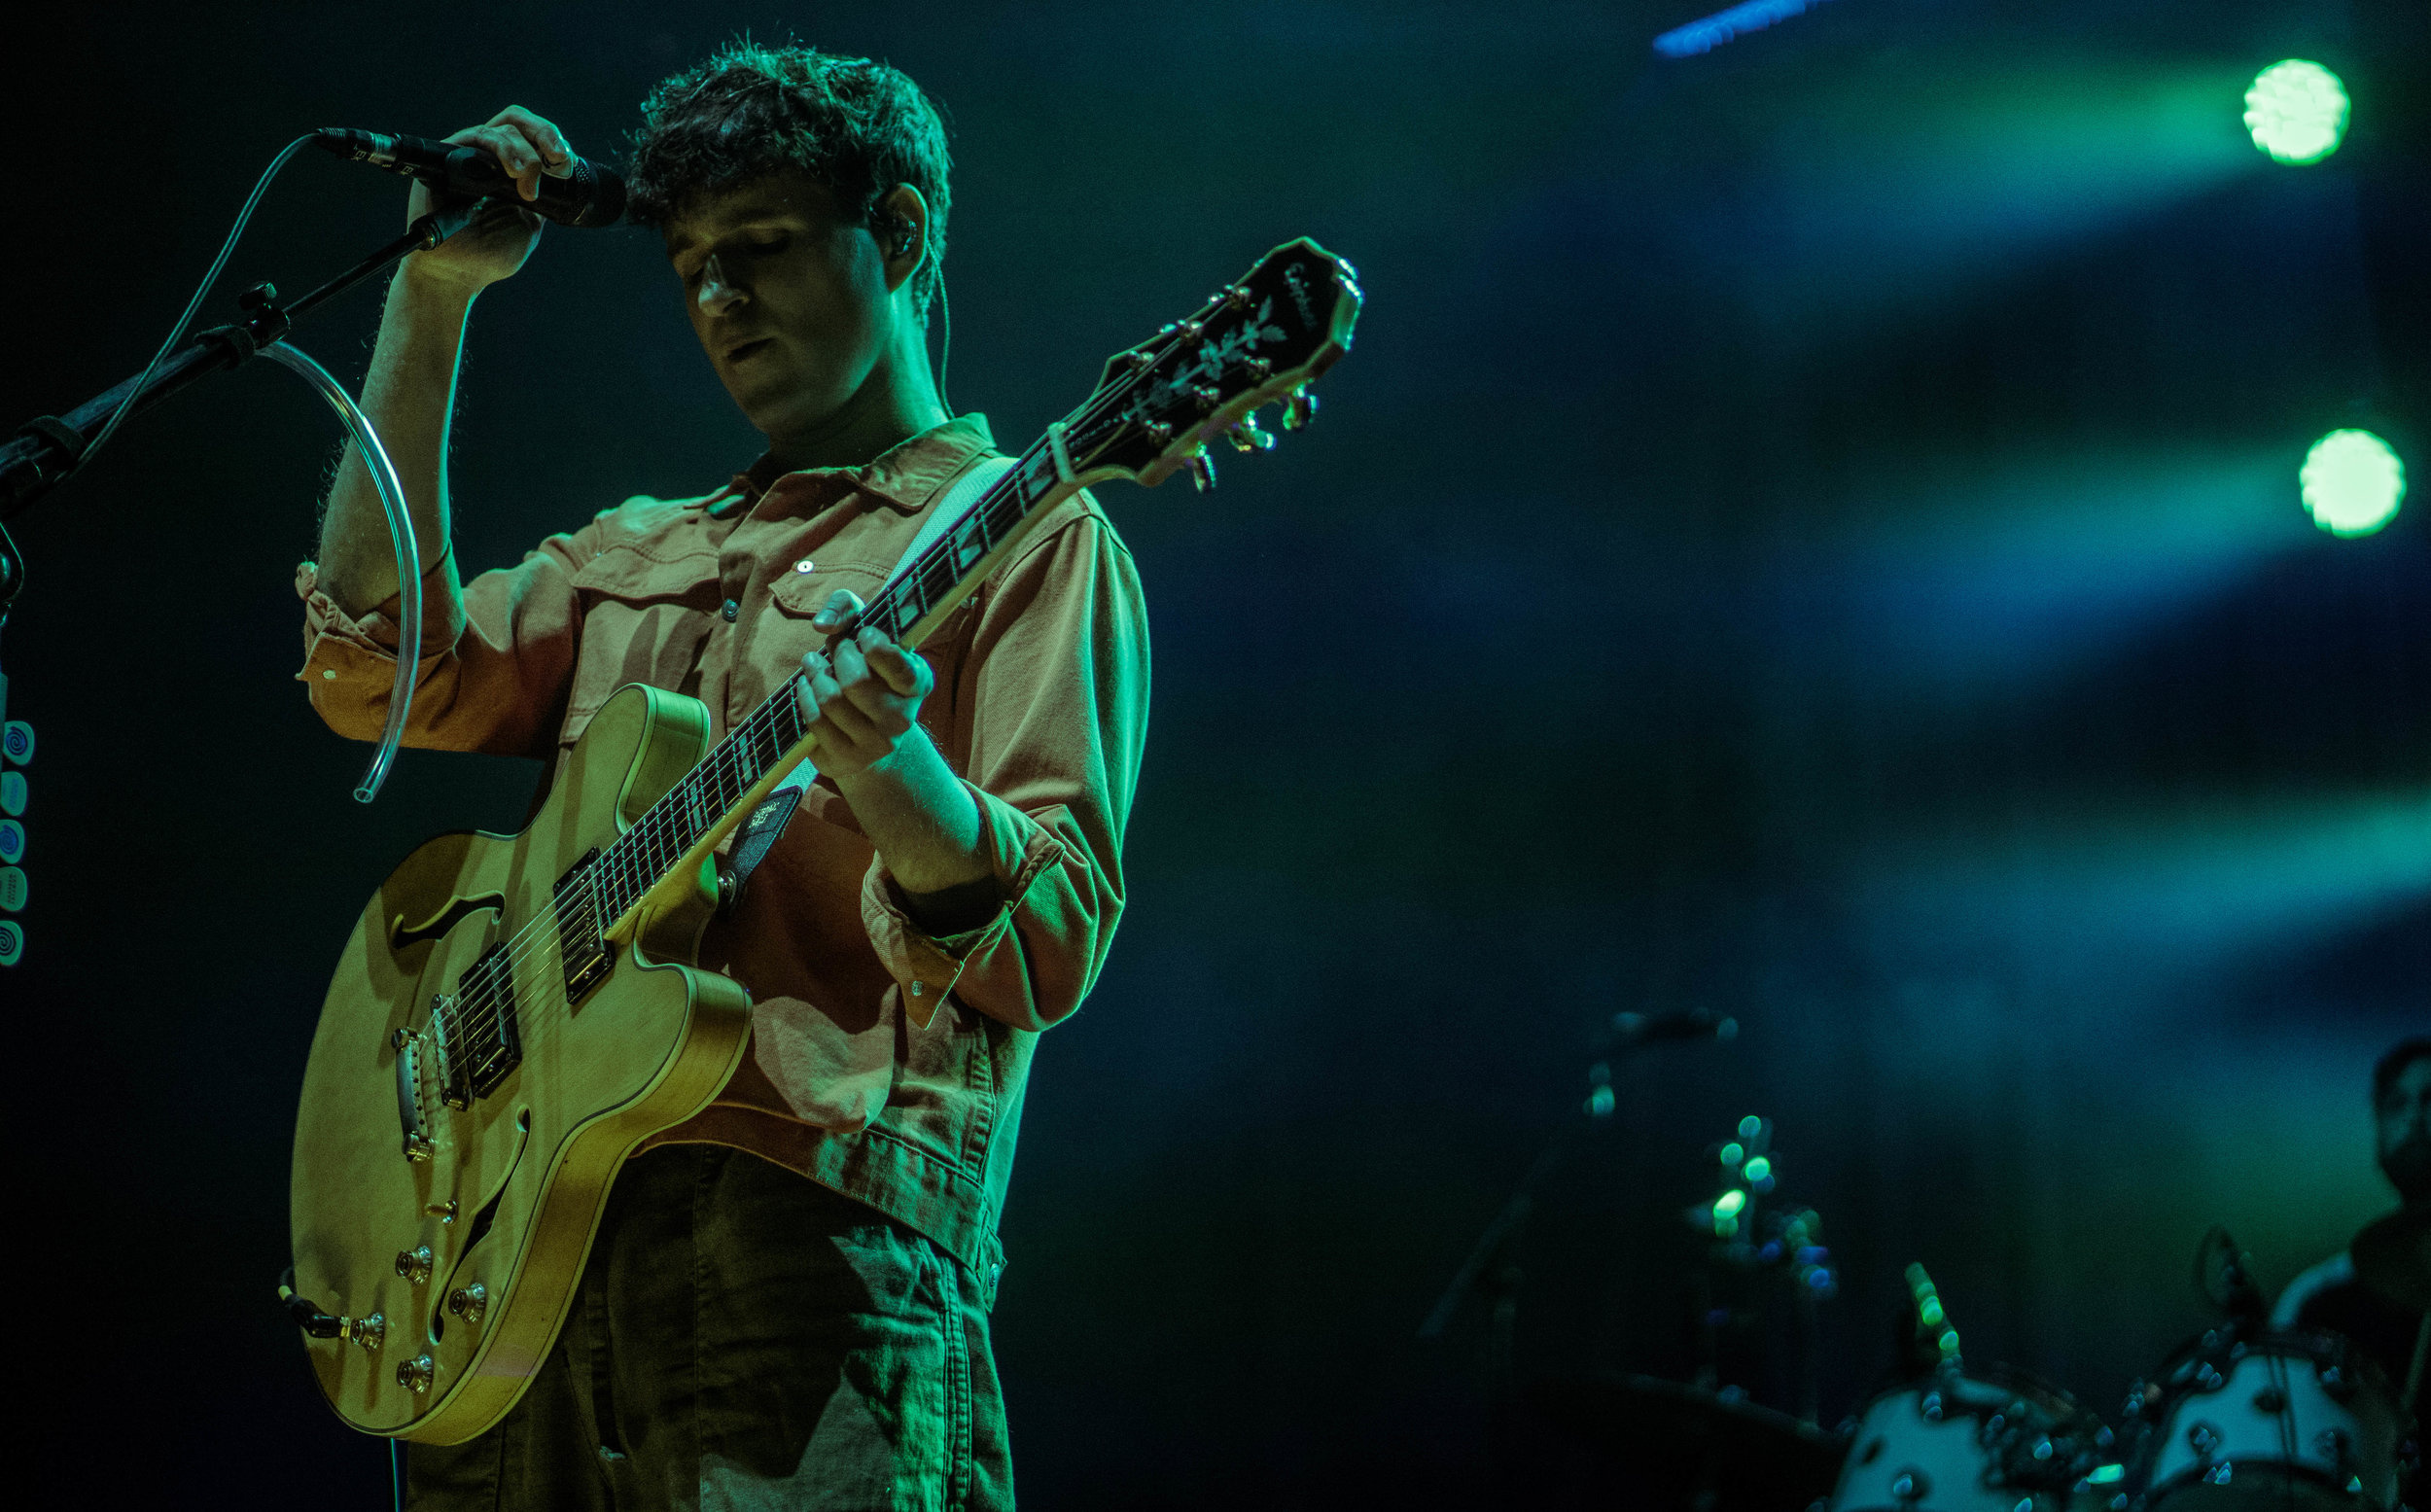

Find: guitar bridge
<box><xmin>392</xmin><ymin>1024</ymin><xmax>435</xmax><ymax>1161</ymax></box>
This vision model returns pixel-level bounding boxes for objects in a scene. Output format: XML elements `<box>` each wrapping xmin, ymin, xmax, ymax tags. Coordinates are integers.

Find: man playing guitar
<box><xmin>300</xmin><ymin>40</ymin><xmax>1148</xmax><ymax>1508</ymax></box>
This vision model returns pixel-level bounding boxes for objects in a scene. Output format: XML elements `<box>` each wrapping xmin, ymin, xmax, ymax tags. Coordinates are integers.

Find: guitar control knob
<box><xmin>1185</xmin><ymin>449</ymin><xmax>1216</xmax><ymax>493</ymax></box>
<box><xmin>446</xmin><ymin>1283</ymin><xmax>487</xmax><ymax>1324</ymax></box>
<box><xmin>343</xmin><ymin>1312</ymin><xmax>385</xmax><ymax>1353</ymax></box>
<box><xmin>396</xmin><ymin>1355</ymin><xmax>435</xmax><ymax>1393</ymax></box>
<box><xmin>395</xmin><ymin>1246</ymin><xmax>434</xmax><ymax>1285</ymax></box>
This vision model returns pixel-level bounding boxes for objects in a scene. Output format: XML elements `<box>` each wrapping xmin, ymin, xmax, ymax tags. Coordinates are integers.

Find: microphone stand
<box><xmin>1417</xmin><ymin>1010</ymin><xmax>1737</xmax><ymax>1488</ymax></box>
<box><xmin>0</xmin><ymin>201</ymin><xmax>476</xmax><ymax>799</ymax></box>
<box><xmin>0</xmin><ymin>203</ymin><xmax>473</xmax><ymax>534</ymax></box>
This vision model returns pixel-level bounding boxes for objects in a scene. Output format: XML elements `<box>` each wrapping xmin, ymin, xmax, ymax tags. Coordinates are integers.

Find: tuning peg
<box><xmin>1185</xmin><ymin>447</ymin><xmax>1216</xmax><ymax>492</ymax></box>
<box><xmin>1282</xmin><ymin>389</ymin><xmax>1320</xmax><ymax>431</ymax></box>
<box><xmin>1227</xmin><ymin>416</ymin><xmax>1275</xmax><ymax>453</ymax></box>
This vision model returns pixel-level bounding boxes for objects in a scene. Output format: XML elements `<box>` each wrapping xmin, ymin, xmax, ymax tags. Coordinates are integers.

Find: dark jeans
<box><xmin>408</xmin><ymin>1145</ymin><xmax>1013</xmax><ymax>1511</ymax></box>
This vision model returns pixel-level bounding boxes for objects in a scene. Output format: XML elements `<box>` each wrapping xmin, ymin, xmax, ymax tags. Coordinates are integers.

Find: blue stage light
<box><xmin>1654</xmin><ymin>0</ymin><xmax>1837</xmax><ymax>58</ymax></box>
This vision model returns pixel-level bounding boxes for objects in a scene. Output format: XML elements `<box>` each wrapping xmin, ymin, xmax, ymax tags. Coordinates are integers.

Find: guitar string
<box><xmin>430</xmin><ymin>404</ymin><xmax>1109</xmax><ymax>1059</ymax></box>
<box><xmin>430</xmin><ymin>416</ymin><xmax>1074</xmax><ymax>1050</ymax></box>
<box><xmin>425</xmin><ymin>347</ymin><xmax>1198</xmax><ymax>1062</ymax></box>
<box><xmin>419</xmin><ymin>277</ymin><xmax>1321</xmax><ymax>1070</ymax></box>
<box><xmin>425</xmin><ymin>454</ymin><xmax>1020</xmax><ymax>1060</ymax></box>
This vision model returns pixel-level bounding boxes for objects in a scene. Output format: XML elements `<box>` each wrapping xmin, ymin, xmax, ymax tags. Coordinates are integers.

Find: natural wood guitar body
<box><xmin>290</xmin><ymin>684</ymin><xmax>752</xmax><ymax>1443</ymax></box>
<box><xmin>287</xmin><ymin>236</ymin><xmax>1358</xmax><ymax>1447</ymax></box>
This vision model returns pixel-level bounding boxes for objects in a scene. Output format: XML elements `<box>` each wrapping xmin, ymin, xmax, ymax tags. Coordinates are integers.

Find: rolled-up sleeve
<box><xmin>859</xmin><ymin>503</ymin><xmax>1149</xmax><ymax>1032</ymax></box>
<box><xmin>296</xmin><ymin>524</ymin><xmax>599</xmax><ymax>761</ymax></box>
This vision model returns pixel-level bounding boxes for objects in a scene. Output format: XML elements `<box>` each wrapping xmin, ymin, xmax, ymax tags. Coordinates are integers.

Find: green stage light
<box><xmin>2244</xmin><ymin>60</ymin><xmax>2348</xmax><ymax>164</ymax></box>
<box><xmin>2301</xmin><ymin>430</ymin><xmax>2406</xmax><ymax>537</ymax></box>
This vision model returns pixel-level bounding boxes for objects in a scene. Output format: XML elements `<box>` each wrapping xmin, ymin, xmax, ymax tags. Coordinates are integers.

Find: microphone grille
<box><xmin>565</xmin><ymin>159</ymin><xmax>628</xmax><ymax>229</ymax></box>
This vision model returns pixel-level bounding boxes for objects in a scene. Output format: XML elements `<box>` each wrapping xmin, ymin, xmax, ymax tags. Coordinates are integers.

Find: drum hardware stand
<box><xmin>1687</xmin><ymin>1113</ymin><xmax>1836</xmax><ymax>1426</ymax></box>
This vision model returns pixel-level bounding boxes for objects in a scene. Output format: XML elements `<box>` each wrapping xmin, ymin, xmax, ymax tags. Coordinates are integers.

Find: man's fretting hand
<box><xmin>797</xmin><ymin>589</ymin><xmax>936</xmax><ymax>779</ymax></box>
<box><xmin>793</xmin><ymin>588</ymin><xmax>991</xmax><ymax>899</ymax></box>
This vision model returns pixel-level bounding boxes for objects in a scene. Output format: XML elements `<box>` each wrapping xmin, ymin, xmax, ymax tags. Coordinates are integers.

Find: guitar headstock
<box><xmin>1062</xmin><ymin>238</ymin><xmax>1361</xmax><ymax>491</ymax></box>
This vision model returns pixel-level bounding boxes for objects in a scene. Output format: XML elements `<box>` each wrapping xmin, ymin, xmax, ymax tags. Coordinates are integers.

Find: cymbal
<box><xmin>2350</xmin><ymin>1206</ymin><xmax>2430</xmax><ymax>1313</ymax></box>
<box><xmin>1527</xmin><ymin>1374</ymin><xmax>1847</xmax><ymax>1512</ymax></box>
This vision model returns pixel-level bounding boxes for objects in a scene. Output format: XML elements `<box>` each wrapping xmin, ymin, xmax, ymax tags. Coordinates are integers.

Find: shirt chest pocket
<box><xmin>768</xmin><ymin>560</ymin><xmax>976</xmax><ymax>696</ymax></box>
<box><xmin>765</xmin><ymin>558</ymin><xmax>889</xmax><ymax>664</ymax></box>
<box><xmin>561</xmin><ymin>544</ymin><xmax>723</xmax><ymax>741</ymax></box>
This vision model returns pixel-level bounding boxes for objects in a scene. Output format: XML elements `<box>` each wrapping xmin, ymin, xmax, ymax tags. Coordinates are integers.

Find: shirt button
<box><xmin>721</xmin><ymin>599</ymin><xmax>739</xmax><ymax>622</ymax></box>
<box><xmin>793</xmin><ymin>559</ymin><xmax>815</xmax><ymax>574</ymax></box>
<box><xmin>910</xmin><ymin>982</ymin><xmax>924</xmax><ymax>997</ymax></box>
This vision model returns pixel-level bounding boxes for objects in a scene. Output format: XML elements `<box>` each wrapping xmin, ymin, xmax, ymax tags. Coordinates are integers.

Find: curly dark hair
<box><xmin>624</xmin><ymin>39</ymin><xmax>952</xmax><ymax>320</ymax></box>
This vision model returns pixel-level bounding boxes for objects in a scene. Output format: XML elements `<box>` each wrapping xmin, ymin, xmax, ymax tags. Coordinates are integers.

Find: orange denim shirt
<box><xmin>295</xmin><ymin>415</ymin><xmax>1150</xmax><ymax>1277</ymax></box>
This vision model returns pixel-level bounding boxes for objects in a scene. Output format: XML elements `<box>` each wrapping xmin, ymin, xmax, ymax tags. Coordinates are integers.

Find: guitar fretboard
<box><xmin>577</xmin><ymin>425</ymin><xmax>1083</xmax><ymax>928</ymax></box>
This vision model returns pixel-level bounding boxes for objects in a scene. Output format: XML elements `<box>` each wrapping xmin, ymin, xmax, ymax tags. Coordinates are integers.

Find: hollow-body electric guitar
<box><xmin>286</xmin><ymin>240</ymin><xmax>1360</xmax><ymax>1443</ymax></box>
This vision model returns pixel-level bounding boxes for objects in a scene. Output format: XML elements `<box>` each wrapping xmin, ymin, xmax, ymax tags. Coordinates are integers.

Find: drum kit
<box><xmin>1435</xmin><ymin>1085</ymin><xmax>2429</xmax><ymax>1512</ymax></box>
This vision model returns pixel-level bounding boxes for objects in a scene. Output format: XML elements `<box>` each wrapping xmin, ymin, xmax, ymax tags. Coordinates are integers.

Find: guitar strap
<box><xmin>720</xmin><ymin>453</ymin><xmax>1020</xmax><ymax>910</ymax></box>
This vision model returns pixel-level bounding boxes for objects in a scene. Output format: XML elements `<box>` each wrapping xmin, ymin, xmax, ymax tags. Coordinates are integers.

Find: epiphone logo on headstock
<box><xmin>1285</xmin><ymin>262</ymin><xmax>1320</xmax><ymax>329</ymax></box>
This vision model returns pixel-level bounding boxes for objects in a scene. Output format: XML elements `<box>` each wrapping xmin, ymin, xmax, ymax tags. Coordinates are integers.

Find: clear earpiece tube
<box><xmin>262</xmin><ymin>340</ymin><xmax>420</xmax><ymax>803</ymax></box>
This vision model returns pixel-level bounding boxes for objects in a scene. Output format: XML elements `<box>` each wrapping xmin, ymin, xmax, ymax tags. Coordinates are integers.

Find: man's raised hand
<box><xmin>796</xmin><ymin>590</ymin><xmax>939</xmax><ymax>778</ymax></box>
<box><xmin>401</xmin><ymin>105</ymin><xmax>576</xmax><ymax>294</ymax></box>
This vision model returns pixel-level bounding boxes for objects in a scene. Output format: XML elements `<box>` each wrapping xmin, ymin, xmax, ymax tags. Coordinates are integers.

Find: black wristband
<box><xmin>898</xmin><ymin>874</ymin><xmax>1004</xmax><ymax>937</ymax></box>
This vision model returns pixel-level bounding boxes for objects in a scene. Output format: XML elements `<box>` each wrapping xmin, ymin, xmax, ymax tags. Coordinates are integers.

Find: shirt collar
<box><xmin>715</xmin><ymin>414</ymin><xmax>997</xmax><ymax>518</ymax></box>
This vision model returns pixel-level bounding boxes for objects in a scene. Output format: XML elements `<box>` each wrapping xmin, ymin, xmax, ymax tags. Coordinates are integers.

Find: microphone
<box><xmin>1611</xmin><ymin>1006</ymin><xmax>1739</xmax><ymax>1045</ymax></box>
<box><xmin>313</xmin><ymin>127</ymin><xmax>627</xmax><ymax>228</ymax></box>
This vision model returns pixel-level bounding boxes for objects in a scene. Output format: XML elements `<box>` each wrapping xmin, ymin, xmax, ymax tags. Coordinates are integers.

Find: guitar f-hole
<box><xmin>390</xmin><ymin>893</ymin><xmax>507</xmax><ymax>951</ymax></box>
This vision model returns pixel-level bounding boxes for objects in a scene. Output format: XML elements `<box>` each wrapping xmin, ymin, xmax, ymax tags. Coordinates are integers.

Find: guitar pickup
<box><xmin>554</xmin><ymin>850</ymin><xmax>616</xmax><ymax>1005</ymax></box>
<box><xmin>451</xmin><ymin>944</ymin><xmax>522</xmax><ymax>1101</ymax></box>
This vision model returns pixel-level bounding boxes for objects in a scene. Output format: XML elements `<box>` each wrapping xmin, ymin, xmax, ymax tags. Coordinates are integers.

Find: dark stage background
<box><xmin>2</xmin><ymin>1</ymin><xmax>2422</xmax><ymax>1505</ymax></box>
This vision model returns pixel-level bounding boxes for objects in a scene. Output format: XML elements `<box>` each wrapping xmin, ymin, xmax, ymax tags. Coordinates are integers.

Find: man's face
<box><xmin>664</xmin><ymin>170</ymin><xmax>893</xmax><ymax>443</ymax></box>
<box><xmin>2377</xmin><ymin>1054</ymin><xmax>2431</xmax><ymax>1205</ymax></box>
